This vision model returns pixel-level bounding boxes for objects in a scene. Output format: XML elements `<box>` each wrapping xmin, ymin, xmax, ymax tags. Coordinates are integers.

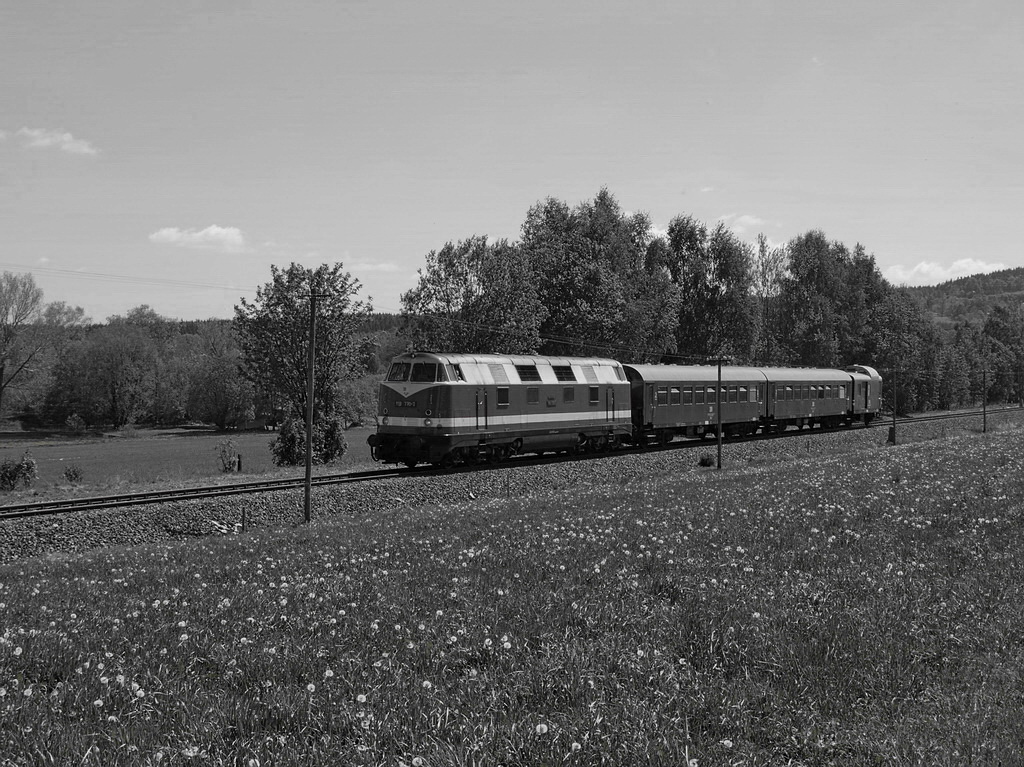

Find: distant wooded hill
<box><xmin>907</xmin><ymin>267</ymin><xmax>1024</xmax><ymax>328</ymax></box>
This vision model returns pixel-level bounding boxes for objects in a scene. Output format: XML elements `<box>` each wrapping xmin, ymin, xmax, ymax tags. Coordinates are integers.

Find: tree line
<box><xmin>3</xmin><ymin>189</ymin><xmax>1023</xmax><ymax>454</ymax></box>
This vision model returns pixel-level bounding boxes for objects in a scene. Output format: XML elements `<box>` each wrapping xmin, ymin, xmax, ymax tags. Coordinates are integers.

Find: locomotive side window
<box><xmin>589</xmin><ymin>386</ymin><xmax>600</xmax><ymax>404</ymax></box>
<box><xmin>683</xmin><ymin>387</ymin><xmax>693</xmax><ymax>405</ymax></box>
<box><xmin>387</xmin><ymin>362</ymin><xmax>411</xmax><ymax>382</ymax></box>
<box><xmin>563</xmin><ymin>387</ymin><xmax>576</xmax><ymax>403</ymax></box>
<box><xmin>516</xmin><ymin>364</ymin><xmax>542</xmax><ymax>382</ymax></box>
<box><xmin>527</xmin><ymin>387</ymin><xmax>540</xmax><ymax>405</ymax></box>
<box><xmin>410</xmin><ymin>363</ymin><xmax>438</xmax><ymax>382</ymax></box>
<box><xmin>496</xmin><ymin>387</ymin><xmax>510</xmax><ymax>407</ymax></box>
<box><xmin>669</xmin><ymin>387</ymin><xmax>681</xmax><ymax>405</ymax></box>
<box><xmin>552</xmin><ymin>365</ymin><xmax>576</xmax><ymax>382</ymax></box>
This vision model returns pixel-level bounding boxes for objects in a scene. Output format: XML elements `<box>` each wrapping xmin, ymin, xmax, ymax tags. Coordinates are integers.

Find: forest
<box><xmin>2</xmin><ymin>189</ymin><xmax>1023</xmax><ymax>440</ymax></box>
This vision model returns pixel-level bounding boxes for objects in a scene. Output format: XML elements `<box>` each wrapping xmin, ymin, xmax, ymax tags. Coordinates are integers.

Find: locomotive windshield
<box><xmin>411</xmin><ymin>363</ymin><xmax>442</xmax><ymax>382</ymax></box>
<box><xmin>387</xmin><ymin>362</ymin><xmax>411</xmax><ymax>382</ymax></box>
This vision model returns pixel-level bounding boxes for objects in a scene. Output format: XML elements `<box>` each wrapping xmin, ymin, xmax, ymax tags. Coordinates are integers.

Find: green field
<box><xmin>1</xmin><ymin>424</ymin><xmax>1022</xmax><ymax>764</ymax></box>
<box><xmin>0</xmin><ymin>426</ymin><xmax>377</xmax><ymax>496</ymax></box>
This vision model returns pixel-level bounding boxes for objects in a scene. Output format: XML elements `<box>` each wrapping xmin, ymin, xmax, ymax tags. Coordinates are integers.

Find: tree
<box><xmin>401</xmin><ymin>236</ymin><xmax>546</xmax><ymax>354</ymax></box>
<box><xmin>0</xmin><ymin>272</ymin><xmax>86</xmax><ymax>416</ymax></box>
<box><xmin>664</xmin><ymin>217</ymin><xmax>757</xmax><ymax>361</ymax></box>
<box><xmin>234</xmin><ymin>263</ymin><xmax>371</xmax><ymax>423</ymax></box>
<box><xmin>520</xmin><ymin>189</ymin><xmax>679</xmax><ymax>360</ymax></box>
<box><xmin>752</xmin><ymin>234</ymin><xmax>788</xmax><ymax>364</ymax></box>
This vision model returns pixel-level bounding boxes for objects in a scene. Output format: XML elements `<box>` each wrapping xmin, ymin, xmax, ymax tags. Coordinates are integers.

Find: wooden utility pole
<box><xmin>304</xmin><ymin>289</ymin><xmax>317</xmax><ymax>524</ymax></box>
<box><xmin>716</xmin><ymin>358</ymin><xmax>723</xmax><ymax>470</ymax></box>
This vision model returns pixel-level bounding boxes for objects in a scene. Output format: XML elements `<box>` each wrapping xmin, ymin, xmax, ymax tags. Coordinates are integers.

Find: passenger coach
<box><xmin>368</xmin><ymin>352</ymin><xmax>632</xmax><ymax>468</ymax></box>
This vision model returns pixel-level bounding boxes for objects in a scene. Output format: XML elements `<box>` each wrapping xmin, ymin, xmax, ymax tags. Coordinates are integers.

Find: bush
<box><xmin>0</xmin><ymin>452</ymin><xmax>39</xmax><ymax>491</ymax></box>
<box><xmin>216</xmin><ymin>439</ymin><xmax>240</xmax><ymax>473</ymax></box>
<box><xmin>65</xmin><ymin>413</ymin><xmax>87</xmax><ymax>435</ymax></box>
<box><xmin>270</xmin><ymin>416</ymin><xmax>349</xmax><ymax>466</ymax></box>
<box><xmin>698</xmin><ymin>452</ymin><xmax>716</xmax><ymax>468</ymax></box>
<box><xmin>62</xmin><ymin>464</ymin><xmax>84</xmax><ymax>484</ymax></box>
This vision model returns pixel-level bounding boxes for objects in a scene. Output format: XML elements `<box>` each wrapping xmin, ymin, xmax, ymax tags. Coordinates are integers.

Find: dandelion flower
<box><xmin>136</xmin><ymin>689</ymin><xmax>145</xmax><ymax>699</ymax></box>
<box><xmin>307</xmin><ymin>683</ymin><xmax>316</xmax><ymax>693</ymax></box>
<box><xmin>356</xmin><ymin>694</ymin><xmax>367</xmax><ymax>703</ymax></box>
<box><xmin>324</xmin><ymin>669</ymin><xmax>334</xmax><ymax>679</ymax></box>
<box><xmin>412</xmin><ymin>758</ymin><xmax>425</xmax><ymax>766</ymax></box>
<box><xmin>535</xmin><ymin>723</ymin><xmax>548</xmax><ymax>735</ymax></box>
<box><xmin>13</xmin><ymin>647</ymin><xmax>22</xmax><ymax>657</ymax></box>
<box><xmin>421</xmin><ymin>680</ymin><xmax>432</xmax><ymax>689</ymax></box>
<box><xmin>93</xmin><ymin>698</ymin><xmax>104</xmax><ymax>707</ymax></box>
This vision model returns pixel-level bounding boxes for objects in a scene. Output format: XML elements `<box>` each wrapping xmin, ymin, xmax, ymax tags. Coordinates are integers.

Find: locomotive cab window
<box><xmin>589</xmin><ymin>386</ymin><xmax>600</xmax><ymax>404</ymax></box>
<box><xmin>552</xmin><ymin>365</ymin><xmax>576</xmax><ymax>382</ymax></box>
<box><xmin>496</xmin><ymin>387</ymin><xmax>510</xmax><ymax>407</ymax></box>
<box><xmin>387</xmin><ymin>362</ymin><xmax>411</xmax><ymax>382</ymax></box>
<box><xmin>410</xmin><ymin>363</ymin><xmax>438</xmax><ymax>383</ymax></box>
<box><xmin>526</xmin><ymin>387</ymin><xmax>540</xmax><ymax>405</ymax></box>
<box><xmin>452</xmin><ymin>364</ymin><xmax>466</xmax><ymax>381</ymax></box>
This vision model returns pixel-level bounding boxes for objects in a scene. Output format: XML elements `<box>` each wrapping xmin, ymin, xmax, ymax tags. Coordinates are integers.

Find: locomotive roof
<box><xmin>400</xmin><ymin>351</ymin><xmax>623</xmax><ymax>367</ymax></box>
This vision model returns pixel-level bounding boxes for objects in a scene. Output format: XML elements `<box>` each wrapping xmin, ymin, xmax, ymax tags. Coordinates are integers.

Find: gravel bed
<box><xmin>1</xmin><ymin>410</ymin><xmax>1020</xmax><ymax>565</ymax></box>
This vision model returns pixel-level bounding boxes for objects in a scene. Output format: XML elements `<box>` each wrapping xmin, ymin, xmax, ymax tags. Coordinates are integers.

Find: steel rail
<box><xmin>2</xmin><ymin>405</ymin><xmax>1020</xmax><ymax>521</ymax></box>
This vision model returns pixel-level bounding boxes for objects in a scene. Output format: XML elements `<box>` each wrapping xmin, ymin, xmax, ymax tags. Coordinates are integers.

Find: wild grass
<box><xmin>2</xmin><ymin>429</ymin><xmax>1023</xmax><ymax>764</ymax></box>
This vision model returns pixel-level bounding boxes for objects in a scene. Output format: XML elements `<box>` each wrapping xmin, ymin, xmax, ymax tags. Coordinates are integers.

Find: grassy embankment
<box><xmin>2</xmin><ymin>425</ymin><xmax>1023</xmax><ymax>765</ymax></box>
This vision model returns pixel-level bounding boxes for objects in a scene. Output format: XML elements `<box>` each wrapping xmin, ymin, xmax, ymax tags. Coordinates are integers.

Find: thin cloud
<box><xmin>718</xmin><ymin>213</ymin><xmax>767</xmax><ymax>234</ymax></box>
<box><xmin>885</xmin><ymin>258</ymin><xmax>1008</xmax><ymax>286</ymax></box>
<box><xmin>149</xmin><ymin>225</ymin><xmax>248</xmax><ymax>254</ymax></box>
<box><xmin>348</xmin><ymin>261</ymin><xmax>400</xmax><ymax>273</ymax></box>
<box><xmin>17</xmin><ymin>127</ymin><xmax>99</xmax><ymax>156</ymax></box>
<box><xmin>700</xmin><ymin>186</ymin><xmax>715</xmax><ymax>193</ymax></box>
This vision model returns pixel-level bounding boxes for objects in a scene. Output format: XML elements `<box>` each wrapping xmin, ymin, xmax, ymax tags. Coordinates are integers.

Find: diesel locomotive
<box><xmin>367</xmin><ymin>351</ymin><xmax>882</xmax><ymax>468</ymax></box>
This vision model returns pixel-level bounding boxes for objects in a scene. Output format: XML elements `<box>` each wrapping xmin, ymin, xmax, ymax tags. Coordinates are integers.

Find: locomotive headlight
<box><xmin>382</xmin><ymin>416</ymin><xmax>389</xmax><ymax>426</ymax></box>
<box><xmin>423</xmin><ymin>418</ymin><xmax>433</xmax><ymax>427</ymax></box>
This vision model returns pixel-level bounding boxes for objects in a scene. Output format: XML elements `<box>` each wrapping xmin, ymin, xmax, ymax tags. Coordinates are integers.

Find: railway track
<box><xmin>2</xmin><ymin>405</ymin><xmax>1019</xmax><ymax>521</ymax></box>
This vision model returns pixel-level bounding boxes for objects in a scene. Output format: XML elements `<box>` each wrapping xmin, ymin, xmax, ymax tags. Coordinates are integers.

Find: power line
<box><xmin>0</xmin><ymin>261</ymin><xmax>258</xmax><ymax>294</ymax></box>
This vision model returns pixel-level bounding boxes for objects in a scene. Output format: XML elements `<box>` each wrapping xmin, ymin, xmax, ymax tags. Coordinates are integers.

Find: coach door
<box><xmin>606</xmin><ymin>387</ymin><xmax>614</xmax><ymax>422</ymax></box>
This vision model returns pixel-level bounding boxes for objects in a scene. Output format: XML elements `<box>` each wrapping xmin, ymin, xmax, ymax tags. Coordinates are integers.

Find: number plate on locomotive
<box><xmin>394</xmin><ymin>400</ymin><xmax>417</xmax><ymax>408</ymax></box>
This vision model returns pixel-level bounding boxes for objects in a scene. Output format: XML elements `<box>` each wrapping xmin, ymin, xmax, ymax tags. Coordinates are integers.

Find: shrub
<box><xmin>270</xmin><ymin>416</ymin><xmax>349</xmax><ymax>466</ymax></box>
<box><xmin>216</xmin><ymin>439</ymin><xmax>240</xmax><ymax>473</ymax></box>
<box><xmin>65</xmin><ymin>413</ymin><xmax>87</xmax><ymax>435</ymax></box>
<box><xmin>0</xmin><ymin>452</ymin><xmax>38</xmax><ymax>491</ymax></box>
<box><xmin>698</xmin><ymin>452</ymin><xmax>716</xmax><ymax>468</ymax></box>
<box><xmin>62</xmin><ymin>464</ymin><xmax>84</xmax><ymax>484</ymax></box>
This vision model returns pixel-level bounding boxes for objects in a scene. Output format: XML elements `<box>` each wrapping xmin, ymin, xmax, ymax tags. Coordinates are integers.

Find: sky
<box><xmin>2</xmin><ymin>0</ymin><xmax>1022</xmax><ymax>321</ymax></box>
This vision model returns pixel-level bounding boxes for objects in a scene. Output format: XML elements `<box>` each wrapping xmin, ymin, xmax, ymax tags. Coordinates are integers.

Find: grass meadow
<box><xmin>2</xmin><ymin>427</ymin><xmax>1024</xmax><ymax>765</ymax></box>
<box><xmin>0</xmin><ymin>427</ymin><xmax>377</xmax><ymax>497</ymax></box>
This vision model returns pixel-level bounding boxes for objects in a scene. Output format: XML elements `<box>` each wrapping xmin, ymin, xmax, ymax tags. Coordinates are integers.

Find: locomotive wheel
<box><xmin>438</xmin><ymin>453</ymin><xmax>456</xmax><ymax>469</ymax></box>
<box><xmin>403</xmin><ymin>460</ymin><xmax>417</xmax><ymax>469</ymax></box>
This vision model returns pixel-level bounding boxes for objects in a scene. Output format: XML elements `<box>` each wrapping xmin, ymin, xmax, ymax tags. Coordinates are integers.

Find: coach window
<box><xmin>801</xmin><ymin>385</ymin><xmax>808</xmax><ymax>399</ymax></box>
<box><xmin>786</xmin><ymin>386</ymin><xmax>794</xmax><ymax>401</ymax></box>
<box><xmin>810</xmin><ymin>385</ymin><xmax>817</xmax><ymax>399</ymax></box>
<box><xmin>683</xmin><ymin>387</ymin><xmax>693</xmax><ymax>405</ymax></box>
<box><xmin>670</xmin><ymin>387</ymin><xmax>681</xmax><ymax>405</ymax></box>
<box><xmin>695</xmin><ymin>387</ymin><xmax>705</xmax><ymax>405</ymax></box>
<box><xmin>728</xmin><ymin>386</ymin><xmax>738</xmax><ymax>403</ymax></box>
<box><xmin>589</xmin><ymin>386</ymin><xmax>600</xmax><ymax>404</ymax></box>
<box><xmin>739</xmin><ymin>386</ymin><xmax>748</xmax><ymax>403</ymax></box>
<box><xmin>707</xmin><ymin>386</ymin><xmax>717</xmax><ymax>403</ymax></box>
<box><xmin>656</xmin><ymin>387</ymin><xmax>669</xmax><ymax>406</ymax></box>
<box><xmin>839</xmin><ymin>385</ymin><xmax>846</xmax><ymax>399</ymax></box>
<box><xmin>527</xmin><ymin>387</ymin><xmax>540</xmax><ymax>405</ymax></box>
<box><xmin>563</xmin><ymin>387</ymin><xmax>575</xmax><ymax>403</ymax></box>
<box><xmin>496</xmin><ymin>387</ymin><xmax>510</xmax><ymax>407</ymax></box>
<box><xmin>817</xmin><ymin>386</ymin><xmax>825</xmax><ymax>399</ymax></box>
<box><xmin>387</xmin><ymin>362</ymin><xmax>411</xmax><ymax>382</ymax></box>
